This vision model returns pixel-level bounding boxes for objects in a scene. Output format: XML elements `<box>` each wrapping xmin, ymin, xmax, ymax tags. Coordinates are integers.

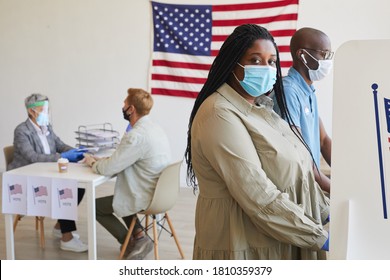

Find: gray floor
<box><xmin>0</xmin><ymin>177</ymin><xmax>197</xmax><ymax>260</ymax></box>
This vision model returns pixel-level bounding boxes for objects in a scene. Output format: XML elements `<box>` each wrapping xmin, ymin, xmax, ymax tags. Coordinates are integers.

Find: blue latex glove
<box><xmin>321</xmin><ymin>238</ymin><xmax>329</xmax><ymax>251</ymax></box>
<box><xmin>61</xmin><ymin>148</ymin><xmax>85</xmax><ymax>162</ymax></box>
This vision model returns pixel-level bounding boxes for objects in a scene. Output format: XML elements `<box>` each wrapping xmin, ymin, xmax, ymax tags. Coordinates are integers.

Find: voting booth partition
<box><xmin>330</xmin><ymin>40</ymin><xmax>390</xmax><ymax>259</ymax></box>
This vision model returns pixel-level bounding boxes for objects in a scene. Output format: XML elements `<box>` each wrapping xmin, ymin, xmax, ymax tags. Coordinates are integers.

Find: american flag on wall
<box><xmin>149</xmin><ymin>0</ymin><xmax>299</xmax><ymax>98</ymax></box>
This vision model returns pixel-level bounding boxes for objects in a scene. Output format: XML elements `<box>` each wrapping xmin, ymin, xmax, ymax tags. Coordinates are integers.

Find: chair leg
<box><xmin>37</xmin><ymin>217</ymin><xmax>45</xmax><ymax>249</ymax></box>
<box><xmin>119</xmin><ymin>216</ymin><xmax>137</xmax><ymax>260</ymax></box>
<box><xmin>12</xmin><ymin>215</ymin><xmax>46</xmax><ymax>249</ymax></box>
<box><xmin>145</xmin><ymin>215</ymin><xmax>149</xmax><ymax>233</ymax></box>
<box><xmin>165</xmin><ymin>212</ymin><xmax>185</xmax><ymax>259</ymax></box>
<box><xmin>152</xmin><ymin>217</ymin><xmax>159</xmax><ymax>260</ymax></box>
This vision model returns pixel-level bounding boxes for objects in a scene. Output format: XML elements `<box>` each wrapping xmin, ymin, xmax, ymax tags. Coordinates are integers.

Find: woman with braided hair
<box><xmin>185</xmin><ymin>24</ymin><xmax>330</xmax><ymax>260</ymax></box>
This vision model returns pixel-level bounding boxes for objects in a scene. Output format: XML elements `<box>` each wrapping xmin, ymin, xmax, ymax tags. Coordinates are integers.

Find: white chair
<box><xmin>3</xmin><ymin>145</ymin><xmax>45</xmax><ymax>248</ymax></box>
<box><xmin>119</xmin><ymin>160</ymin><xmax>185</xmax><ymax>260</ymax></box>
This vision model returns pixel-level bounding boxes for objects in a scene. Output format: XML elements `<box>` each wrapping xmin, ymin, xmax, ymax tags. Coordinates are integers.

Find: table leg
<box><xmin>82</xmin><ymin>182</ymin><xmax>97</xmax><ymax>260</ymax></box>
<box><xmin>5</xmin><ymin>214</ymin><xmax>15</xmax><ymax>259</ymax></box>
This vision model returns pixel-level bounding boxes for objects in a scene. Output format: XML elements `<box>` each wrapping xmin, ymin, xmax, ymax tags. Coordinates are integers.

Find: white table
<box><xmin>3</xmin><ymin>162</ymin><xmax>112</xmax><ymax>260</ymax></box>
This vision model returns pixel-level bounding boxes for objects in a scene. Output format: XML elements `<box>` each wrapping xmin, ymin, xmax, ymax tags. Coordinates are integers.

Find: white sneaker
<box><xmin>127</xmin><ymin>237</ymin><xmax>154</xmax><ymax>260</ymax></box>
<box><xmin>52</xmin><ymin>228</ymin><xmax>80</xmax><ymax>239</ymax></box>
<box><xmin>60</xmin><ymin>237</ymin><xmax>88</xmax><ymax>253</ymax></box>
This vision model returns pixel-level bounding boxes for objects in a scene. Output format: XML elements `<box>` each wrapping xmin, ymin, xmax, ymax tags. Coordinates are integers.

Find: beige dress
<box><xmin>191</xmin><ymin>83</ymin><xmax>329</xmax><ymax>260</ymax></box>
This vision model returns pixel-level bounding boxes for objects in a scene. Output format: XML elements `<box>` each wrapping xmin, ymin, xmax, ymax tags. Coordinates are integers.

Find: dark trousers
<box><xmin>58</xmin><ymin>188</ymin><xmax>85</xmax><ymax>233</ymax></box>
<box><xmin>96</xmin><ymin>195</ymin><xmax>142</xmax><ymax>244</ymax></box>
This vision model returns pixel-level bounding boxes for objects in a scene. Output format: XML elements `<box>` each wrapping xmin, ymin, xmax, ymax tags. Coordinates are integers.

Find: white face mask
<box><xmin>302</xmin><ymin>49</ymin><xmax>333</xmax><ymax>81</ymax></box>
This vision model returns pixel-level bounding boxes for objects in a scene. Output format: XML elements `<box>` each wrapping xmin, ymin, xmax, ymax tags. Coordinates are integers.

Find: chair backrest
<box><xmin>3</xmin><ymin>145</ymin><xmax>14</xmax><ymax>171</ymax></box>
<box><xmin>143</xmin><ymin>160</ymin><xmax>182</xmax><ymax>215</ymax></box>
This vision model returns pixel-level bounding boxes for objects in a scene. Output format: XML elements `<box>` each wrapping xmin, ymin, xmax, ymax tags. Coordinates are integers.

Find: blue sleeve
<box><xmin>283</xmin><ymin>79</ymin><xmax>301</xmax><ymax>128</ymax></box>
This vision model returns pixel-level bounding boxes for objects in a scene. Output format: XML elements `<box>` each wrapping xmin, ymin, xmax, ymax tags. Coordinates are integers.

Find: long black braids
<box><xmin>185</xmin><ymin>24</ymin><xmax>316</xmax><ymax>190</ymax></box>
<box><xmin>273</xmin><ymin>42</ymin><xmax>320</xmax><ymax>175</ymax></box>
<box><xmin>276</xmin><ymin>63</ymin><xmax>320</xmax><ymax>175</ymax></box>
<box><xmin>273</xmin><ymin>44</ymin><xmax>318</xmax><ymax>171</ymax></box>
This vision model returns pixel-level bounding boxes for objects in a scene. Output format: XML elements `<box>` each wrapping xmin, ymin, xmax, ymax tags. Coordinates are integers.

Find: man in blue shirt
<box><xmin>283</xmin><ymin>27</ymin><xmax>333</xmax><ymax>193</ymax></box>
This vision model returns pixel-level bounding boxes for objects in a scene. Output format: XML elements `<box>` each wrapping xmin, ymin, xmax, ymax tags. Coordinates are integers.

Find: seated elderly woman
<box><xmin>9</xmin><ymin>93</ymin><xmax>87</xmax><ymax>253</ymax></box>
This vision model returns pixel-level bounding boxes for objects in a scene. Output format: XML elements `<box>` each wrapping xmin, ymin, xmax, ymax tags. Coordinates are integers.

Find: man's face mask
<box><xmin>36</xmin><ymin>111</ymin><xmax>49</xmax><ymax>126</ymax></box>
<box><xmin>122</xmin><ymin>105</ymin><xmax>131</xmax><ymax>121</ymax></box>
<box><xmin>31</xmin><ymin>101</ymin><xmax>49</xmax><ymax>126</ymax></box>
<box><xmin>301</xmin><ymin>49</ymin><xmax>333</xmax><ymax>81</ymax></box>
<box><xmin>234</xmin><ymin>63</ymin><xmax>277</xmax><ymax>97</ymax></box>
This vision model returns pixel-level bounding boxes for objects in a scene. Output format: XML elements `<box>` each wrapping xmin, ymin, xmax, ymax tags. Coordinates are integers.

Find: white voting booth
<box><xmin>331</xmin><ymin>39</ymin><xmax>390</xmax><ymax>259</ymax></box>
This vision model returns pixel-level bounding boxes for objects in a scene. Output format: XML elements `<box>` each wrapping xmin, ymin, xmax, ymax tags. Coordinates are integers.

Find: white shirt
<box><xmin>28</xmin><ymin>118</ymin><xmax>51</xmax><ymax>155</ymax></box>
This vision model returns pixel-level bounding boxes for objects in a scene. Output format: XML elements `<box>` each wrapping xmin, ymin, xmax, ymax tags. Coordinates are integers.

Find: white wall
<box><xmin>1</xmin><ymin>0</ymin><xmax>389</xmax><ymax>173</ymax></box>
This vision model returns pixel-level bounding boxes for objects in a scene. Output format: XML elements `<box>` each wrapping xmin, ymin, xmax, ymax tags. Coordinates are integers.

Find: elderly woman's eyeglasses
<box><xmin>302</xmin><ymin>48</ymin><xmax>334</xmax><ymax>60</ymax></box>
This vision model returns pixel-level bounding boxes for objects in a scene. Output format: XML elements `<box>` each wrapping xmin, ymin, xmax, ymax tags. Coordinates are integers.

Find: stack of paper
<box><xmin>75</xmin><ymin>126</ymin><xmax>119</xmax><ymax>150</ymax></box>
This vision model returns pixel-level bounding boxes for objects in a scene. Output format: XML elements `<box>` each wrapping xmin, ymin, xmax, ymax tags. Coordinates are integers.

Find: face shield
<box><xmin>28</xmin><ymin>100</ymin><xmax>50</xmax><ymax>126</ymax></box>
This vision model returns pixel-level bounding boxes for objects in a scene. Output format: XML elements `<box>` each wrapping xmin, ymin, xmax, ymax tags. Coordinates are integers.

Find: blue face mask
<box><xmin>32</xmin><ymin>101</ymin><xmax>50</xmax><ymax>126</ymax></box>
<box><xmin>234</xmin><ymin>63</ymin><xmax>277</xmax><ymax>97</ymax></box>
<box><xmin>36</xmin><ymin>112</ymin><xmax>49</xmax><ymax>126</ymax></box>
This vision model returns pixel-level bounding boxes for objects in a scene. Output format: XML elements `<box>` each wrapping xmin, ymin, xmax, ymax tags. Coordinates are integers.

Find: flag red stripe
<box><xmin>270</xmin><ymin>29</ymin><xmax>297</xmax><ymax>37</ymax></box>
<box><xmin>154</xmin><ymin>57</ymin><xmax>291</xmax><ymax>78</ymax></box>
<box><xmin>153</xmin><ymin>60</ymin><xmax>211</xmax><ymax>71</ymax></box>
<box><xmin>212</xmin><ymin>29</ymin><xmax>296</xmax><ymax>42</ymax></box>
<box><xmin>152</xmin><ymin>88</ymin><xmax>199</xmax><ymax>98</ymax></box>
<box><xmin>280</xmin><ymin>61</ymin><xmax>293</xmax><ymax>68</ymax></box>
<box><xmin>213</xmin><ymin>13</ymin><xmax>298</xmax><ymax>27</ymax></box>
<box><xmin>152</xmin><ymin>74</ymin><xmax>207</xmax><ymax>84</ymax></box>
<box><xmin>212</xmin><ymin>0</ymin><xmax>299</xmax><ymax>11</ymax></box>
<box><xmin>277</xmin><ymin>45</ymin><xmax>291</xmax><ymax>52</ymax></box>
<box><xmin>210</xmin><ymin>45</ymin><xmax>291</xmax><ymax>57</ymax></box>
